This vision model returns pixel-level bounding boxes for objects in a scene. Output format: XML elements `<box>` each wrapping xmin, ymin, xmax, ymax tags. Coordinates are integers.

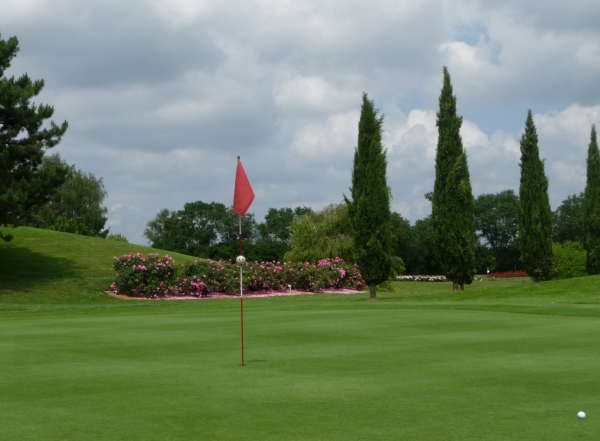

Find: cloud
<box><xmin>3</xmin><ymin>0</ymin><xmax>600</xmax><ymax>244</ymax></box>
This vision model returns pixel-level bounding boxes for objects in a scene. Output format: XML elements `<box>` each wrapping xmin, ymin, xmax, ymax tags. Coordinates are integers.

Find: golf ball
<box><xmin>578</xmin><ymin>411</ymin><xmax>586</xmax><ymax>419</ymax></box>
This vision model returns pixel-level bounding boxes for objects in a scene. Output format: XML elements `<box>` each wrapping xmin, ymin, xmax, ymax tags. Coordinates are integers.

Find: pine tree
<box><xmin>432</xmin><ymin>67</ymin><xmax>475</xmax><ymax>290</ymax></box>
<box><xmin>346</xmin><ymin>93</ymin><xmax>392</xmax><ymax>299</ymax></box>
<box><xmin>0</xmin><ymin>34</ymin><xmax>68</xmax><ymax>227</ymax></box>
<box><xmin>518</xmin><ymin>110</ymin><xmax>553</xmax><ymax>281</ymax></box>
<box><xmin>584</xmin><ymin>124</ymin><xmax>600</xmax><ymax>275</ymax></box>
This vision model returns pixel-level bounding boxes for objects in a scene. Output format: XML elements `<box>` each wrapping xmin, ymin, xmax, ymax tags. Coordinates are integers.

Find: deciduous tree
<box><xmin>553</xmin><ymin>193</ymin><xmax>584</xmax><ymax>244</ymax></box>
<box><xmin>27</xmin><ymin>154</ymin><xmax>109</xmax><ymax>237</ymax></box>
<box><xmin>473</xmin><ymin>190</ymin><xmax>520</xmax><ymax>271</ymax></box>
<box><xmin>285</xmin><ymin>203</ymin><xmax>354</xmax><ymax>264</ymax></box>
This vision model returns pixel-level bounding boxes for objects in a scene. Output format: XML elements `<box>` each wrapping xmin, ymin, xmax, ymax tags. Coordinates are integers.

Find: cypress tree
<box><xmin>432</xmin><ymin>67</ymin><xmax>475</xmax><ymax>290</ymax></box>
<box><xmin>584</xmin><ymin>124</ymin><xmax>600</xmax><ymax>275</ymax></box>
<box><xmin>346</xmin><ymin>93</ymin><xmax>392</xmax><ymax>299</ymax></box>
<box><xmin>518</xmin><ymin>110</ymin><xmax>553</xmax><ymax>281</ymax></box>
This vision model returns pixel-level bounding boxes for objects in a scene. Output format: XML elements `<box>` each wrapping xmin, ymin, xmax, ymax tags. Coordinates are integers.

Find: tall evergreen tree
<box><xmin>584</xmin><ymin>124</ymin><xmax>600</xmax><ymax>275</ymax></box>
<box><xmin>432</xmin><ymin>67</ymin><xmax>475</xmax><ymax>290</ymax></box>
<box><xmin>345</xmin><ymin>93</ymin><xmax>392</xmax><ymax>299</ymax></box>
<box><xmin>0</xmin><ymin>34</ymin><xmax>69</xmax><ymax>228</ymax></box>
<box><xmin>518</xmin><ymin>110</ymin><xmax>553</xmax><ymax>281</ymax></box>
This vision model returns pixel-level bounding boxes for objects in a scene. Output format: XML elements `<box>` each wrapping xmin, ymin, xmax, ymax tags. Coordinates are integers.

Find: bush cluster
<box><xmin>551</xmin><ymin>241</ymin><xmax>586</xmax><ymax>279</ymax></box>
<box><xmin>111</xmin><ymin>253</ymin><xmax>176</xmax><ymax>297</ymax></box>
<box><xmin>488</xmin><ymin>270</ymin><xmax>527</xmax><ymax>278</ymax></box>
<box><xmin>112</xmin><ymin>254</ymin><xmax>364</xmax><ymax>298</ymax></box>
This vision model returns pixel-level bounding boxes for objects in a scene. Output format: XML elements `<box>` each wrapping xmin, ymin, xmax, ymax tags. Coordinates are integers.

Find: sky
<box><xmin>3</xmin><ymin>0</ymin><xmax>600</xmax><ymax>245</ymax></box>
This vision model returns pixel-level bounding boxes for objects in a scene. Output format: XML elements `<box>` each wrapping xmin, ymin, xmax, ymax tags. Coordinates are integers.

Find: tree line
<box><xmin>3</xmin><ymin>31</ymin><xmax>600</xmax><ymax>295</ymax></box>
<box><xmin>143</xmin><ymin>204</ymin><xmax>311</xmax><ymax>262</ymax></box>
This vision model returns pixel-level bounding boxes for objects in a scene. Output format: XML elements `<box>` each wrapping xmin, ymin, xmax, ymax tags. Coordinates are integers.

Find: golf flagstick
<box><xmin>239</xmin><ymin>215</ymin><xmax>244</xmax><ymax>367</ymax></box>
<box><xmin>233</xmin><ymin>156</ymin><xmax>254</xmax><ymax>367</ymax></box>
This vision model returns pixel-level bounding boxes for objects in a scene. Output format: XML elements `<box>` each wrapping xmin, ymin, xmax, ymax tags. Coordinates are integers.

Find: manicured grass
<box><xmin>1</xmin><ymin>227</ymin><xmax>599</xmax><ymax>440</ymax></box>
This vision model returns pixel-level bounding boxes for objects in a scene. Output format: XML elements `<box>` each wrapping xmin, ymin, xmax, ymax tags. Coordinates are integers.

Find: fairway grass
<box><xmin>1</xmin><ymin>227</ymin><xmax>600</xmax><ymax>440</ymax></box>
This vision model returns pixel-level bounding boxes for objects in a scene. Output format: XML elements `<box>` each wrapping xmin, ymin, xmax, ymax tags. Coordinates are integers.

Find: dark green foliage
<box><xmin>441</xmin><ymin>152</ymin><xmax>476</xmax><ymax>285</ymax></box>
<box><xmin>551</xmin><ymin>241</ymin><xmax>586</xmax><ymax>280</ymax></box>
<box><xmin>553</xmin><ymin>193</ymin><xmax>585</xmax><ymax>244</ymax></box>
<box><xmin>345</xmin><ymin>93</ymin><xmax>392</xmax><ymax>298</ymax></box>
<box><xmin>143</xmin><ymin>201</ymin><xmax>256</xmax><ymax>258</ymax></box>
<box><xmin>144</xmin><ymin>202</ymin><xmax>295</xmax><ymax>262</ymax></box>
<box><xmin>258</xmin><ymin>207</ymin><xmax>312</xmax><ymax>242</ymax></box>
<box><xmin>474</xmin><ymin>190</ymin><xmax>521</xmax><ymax>272</ymax></box>
<box><xmin>248</xmin><ymin>239</ymin><xmax>289</xmax><ymax>262</ymax></box>
<box><xmin>584</xmin><ymin>125</ymin><xmax>600</xmax><ymax>275</ymax></box>
<box><xmin>518</xmin><ymin>110</ymin><xmax>553</xmax><ymax>281</ymax></box>
<box><xmin>390</xmin><ymin>212</ymin><xmax>411</xmax><ymax>262</ymax></box>
<box><xmin>0</xmin><ymin>34</ymin><xmax>69</xmax><ymax>225</ymax></box>
<box><xmin>402</xmin><ymin>216</ymin><xmax>443</xmax><ymax>275</ymax></box>
<box><xmin>285</xmin><ymin>203</ymin><xmax>354</xmax><ymax>264</ymax></box>
<box><xmin>432</xmin><ymin>67</ymin><xmax>475</xmax><ymax>289</ymax></box>
<box><xmin>27</xmin><ymin>154</ymin><xmax>109</xmax><ymax>238</ymax></box>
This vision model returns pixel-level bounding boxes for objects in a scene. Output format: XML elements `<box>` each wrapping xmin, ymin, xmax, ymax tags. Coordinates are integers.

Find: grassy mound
<box><xmin>0</xmin><ymin>226</ymin><xmax>196</xmax><ymax>307</ymax></box>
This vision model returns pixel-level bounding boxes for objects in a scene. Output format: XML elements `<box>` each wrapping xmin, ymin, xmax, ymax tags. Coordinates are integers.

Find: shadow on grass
<box><xmin>0</xmin><ymin>243</ymin><xmax>80</xmax><ymax>292</ymax></box>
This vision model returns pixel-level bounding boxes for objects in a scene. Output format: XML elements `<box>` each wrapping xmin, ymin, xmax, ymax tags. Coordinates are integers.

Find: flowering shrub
<box><xmin>488</xmin><ymin>270</ymin><xmax>527</xmax><ymax>278</ymax></box>
<box><xmin>396</xmin><ymin>275</ymin><xmax>447</xmax><ymax>282</ymax></box>
<box><xmin>112</xmin><ymin>253</ymin><xmax>176</xmax><ymax>297</ymax></box>
<box><xmin>112</xmin><ymin>254</ymin><xmax>364</xmax><ymax>297</ymax></box>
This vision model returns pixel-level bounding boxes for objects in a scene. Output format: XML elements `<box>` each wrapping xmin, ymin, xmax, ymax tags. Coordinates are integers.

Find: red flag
<box><xmin>233</xmin><ymin>156</ymin><xmax>255</xmax><ymax>216</ymax></box>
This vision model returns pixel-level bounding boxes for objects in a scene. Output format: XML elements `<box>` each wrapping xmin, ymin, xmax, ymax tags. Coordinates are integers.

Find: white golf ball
<box><xmin>578</xmin><ymin>411</ymin><xmax>586</xmax><ymax>419</ymax></box>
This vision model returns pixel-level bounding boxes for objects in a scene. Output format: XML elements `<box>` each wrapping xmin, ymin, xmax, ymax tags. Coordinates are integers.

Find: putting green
<box><xmin>1</xmin><ymin>298</ymin><xmax>599</xmax><ymax>440</ymax></box>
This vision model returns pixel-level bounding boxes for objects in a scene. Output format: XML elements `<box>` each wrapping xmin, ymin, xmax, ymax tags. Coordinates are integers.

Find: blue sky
<box><xmin>2</xmin><ymin>0</ymin><xmax>600</xmax><ymax>244</ymax></box>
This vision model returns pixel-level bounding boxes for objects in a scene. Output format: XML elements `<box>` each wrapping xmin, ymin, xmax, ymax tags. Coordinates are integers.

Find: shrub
<box><xmin>551</xmin><ymin>241</ymin><xmax>586</xmax><ymax>279</ymax></box>
<box><xmin>111</xmin><ymin>253</ymin><xmax>176</xmax><ymax>297</ymax></box>
<box><xmin>112</xmin><ymin>254</ymin><xmax>364</xmax><ymax>297</ymax></box>
<box><xmin>390</xmin><ymin>256</ymin><xmax>406</xmax><ymax>278</ymax></box>
<box><xmin>107</xmin><ymin>233</ymin><xmax>129</xmax><ymax>243</ymax></box>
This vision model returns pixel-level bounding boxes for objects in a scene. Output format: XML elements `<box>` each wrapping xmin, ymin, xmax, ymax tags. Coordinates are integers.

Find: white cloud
<box><xmin>551</xmin><ymin>161</ymin><xmax>585</xmax><ymax>186</ymax></box>
<box><xmin>150</xmin><ymin>0</ymin><xmax>215</xmax><ymax>27</ymax></box>
<box><xmin>289</xmin><ymin>111</ymin><xmax>359</xmax><ymax>161</ymax></box>
<box><xmin>4</xmin><ymin>0</ymin><xmax>600</xmax><ymax>241</ymax></box>
<box><xmin>273</xmin><ymin>75</ymin><xmax>355</xmax><ymax>114</ymax></box>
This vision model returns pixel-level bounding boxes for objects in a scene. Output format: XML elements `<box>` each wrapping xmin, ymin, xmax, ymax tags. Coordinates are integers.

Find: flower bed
<box><xmin>487</xmin><ymin>270</ymin><xmax>527</xmax><ymax>278</ymax></box>
<box><xmin>396</xmin><ymin>275</ymin><xmax>447</xmax><ymax>282</ymax></box>
<box><xmin>112</xmin><ymin>254</ymin><xmax>364</xmax><ymax>298</ymax></box>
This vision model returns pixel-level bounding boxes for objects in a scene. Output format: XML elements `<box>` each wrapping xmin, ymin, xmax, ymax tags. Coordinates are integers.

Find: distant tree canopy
<box><xmin>473</xmin><ymin>190</ymin><xmax>521</xmax><ymax>271</ymax></box>
<box><xmin>258</xmin><ymin>206</ymin><xmax>312</xmax><ymax>242</ymax></box>
<box><xmin>26</xmin><ymin>154</ymin><xmax>109</xmax><ymax>238</ymax></box>
<box><xmin>553</xmin><ymin>193</ymin><xmax>584</xmax><ymax>244</ymax></box>
<box><xmin>0</xmin><ymin>34</ymin><xmax>69</xmax><ymax>229</ymax></box>
<box><xmin>144</xmin><ymin>201</ymin><xmax>310</xmax><ymax>262</ymax></box>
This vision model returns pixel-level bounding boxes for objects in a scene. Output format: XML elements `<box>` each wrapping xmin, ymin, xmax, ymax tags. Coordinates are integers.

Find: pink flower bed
<box><xmin>112</xmin><ymin>254</ymin><xmax>364</xmax><ymax>298</ymax></box>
